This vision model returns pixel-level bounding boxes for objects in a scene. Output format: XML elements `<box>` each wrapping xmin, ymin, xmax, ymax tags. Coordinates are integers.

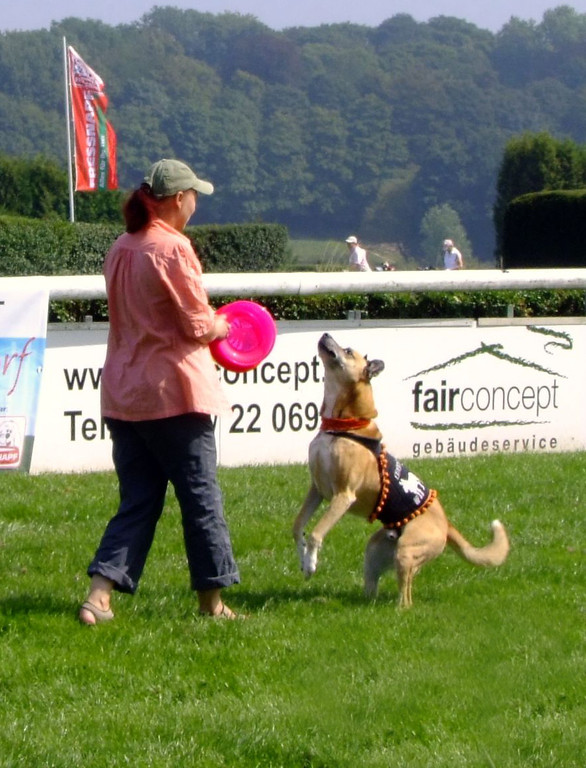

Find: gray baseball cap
<box><xmin>144</xmin><ymin>158</ymin><xmax>214</xmax><ymax>198</ymax></box>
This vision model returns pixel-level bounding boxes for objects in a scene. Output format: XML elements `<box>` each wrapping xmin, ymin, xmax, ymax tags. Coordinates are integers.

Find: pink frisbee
<box><xmin>210</xmin><ymin>300</ymin><xmax>277</xmax><ymax>372</ymax></box>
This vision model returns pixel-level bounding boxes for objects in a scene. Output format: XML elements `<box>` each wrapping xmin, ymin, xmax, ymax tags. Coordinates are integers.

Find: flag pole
<box><xmin>63</xmin><ymin>36</ymin><xmax>75</xmax><ymax>223</ymax></box>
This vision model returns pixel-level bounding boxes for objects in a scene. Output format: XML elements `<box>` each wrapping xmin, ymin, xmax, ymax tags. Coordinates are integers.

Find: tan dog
<box><xmin>293</xmin><ymin>333</ymin><xmax>509</xmax><ymax>607</ymax></box>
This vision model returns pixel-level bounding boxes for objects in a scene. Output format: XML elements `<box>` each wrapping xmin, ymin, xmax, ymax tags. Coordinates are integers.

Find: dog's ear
<box><xmin>365</xmin><ymin>359</ymin><xmax>385</xmax><ymax>379</ymax></box>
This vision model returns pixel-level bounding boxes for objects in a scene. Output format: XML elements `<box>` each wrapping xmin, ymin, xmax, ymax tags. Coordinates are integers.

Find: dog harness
<box><xmin>371</xmin><ymin>446</ymin><xmax>437</xmax><ymax>529</ymax></box>
<box><xmin>322</xmin><ymin>425</ymin><xmax>437</xmax><ymax>530</ymax></box>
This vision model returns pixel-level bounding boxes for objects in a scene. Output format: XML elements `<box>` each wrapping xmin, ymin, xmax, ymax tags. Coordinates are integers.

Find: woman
<box><xmin>442</xmin><ymin>239</ymin><xmax>464</xmax><ymax>270</ymax></box>
<box><xmin>345</xmin><ymin>235</ymin><xmax>372</xmax><ymax>272</ymax></box>
<box><xmin>79</xmin><ymin>158</ymin><xmax>241</xmax><ymax>624</ymax></box>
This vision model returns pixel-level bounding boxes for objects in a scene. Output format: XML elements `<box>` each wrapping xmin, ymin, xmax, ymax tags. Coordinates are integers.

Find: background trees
<box><xmin>0</xmin><ymin>6</ymin><xmax>584</xmax><ymax>262</ymax></box>
<box><xmin>493</xmin><ymin>131</ymin><xmax>586</xmax><ymax>256</ymax></box>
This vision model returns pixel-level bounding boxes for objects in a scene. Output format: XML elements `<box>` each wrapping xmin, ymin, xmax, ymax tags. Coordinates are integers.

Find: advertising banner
<box><xmin>29</xmin><ymin>320</ymin><xmax>586</xmax><ymax>473</ymax></box>
<box><xmin>215</xmin><ymin>320</ymin><xmax>586</xmax><ymax>464</ymax></box>
<box><xmin>68</xmin><ymin>45</ymin><xmax>118</xmax><ymax>191</ymax></box>
<box><xmin>0</xmin><ymin>290</ymin><xmax>49</xmax><ymax>471</ymax></box>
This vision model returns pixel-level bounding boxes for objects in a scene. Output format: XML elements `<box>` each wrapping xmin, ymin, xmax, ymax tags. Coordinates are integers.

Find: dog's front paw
<box><xmin>302</xmin><ymin>550</ymin><xmax>318</xmax><ymax>579</ymax></box>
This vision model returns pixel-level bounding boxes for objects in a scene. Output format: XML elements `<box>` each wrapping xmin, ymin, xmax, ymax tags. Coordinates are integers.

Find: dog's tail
<box><xmin>446</xmin><ymin>519</ymin><xmax>509</xmax><ymax>567</ymax></box>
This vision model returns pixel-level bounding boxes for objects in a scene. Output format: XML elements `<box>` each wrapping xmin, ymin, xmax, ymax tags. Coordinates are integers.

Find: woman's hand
<box><xmin>200</xmin><ymin>312</ymin><xmax>230</xmax><ymax>344</ymax></box>
<box><xmin>212</xmin><ymin>313</ymin><xmax>231</xmax><ymax>340</ymax></box>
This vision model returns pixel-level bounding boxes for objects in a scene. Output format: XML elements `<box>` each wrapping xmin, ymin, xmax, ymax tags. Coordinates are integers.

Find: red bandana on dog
<box><xmin>320</xmin><ymin>417</ymin><xmax>371</xmax><ymax>431</ymax></box>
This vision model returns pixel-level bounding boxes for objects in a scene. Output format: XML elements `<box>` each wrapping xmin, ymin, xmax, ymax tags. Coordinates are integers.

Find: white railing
<box><xmin>1</xmin><ymin>268</ymin><xmax>586</xmax><ymax>300</ymax></box>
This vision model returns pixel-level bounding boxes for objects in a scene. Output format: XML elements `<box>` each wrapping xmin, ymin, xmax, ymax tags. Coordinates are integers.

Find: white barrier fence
<box><xmin>1</xmin><ymin>270</ymin><xmax>585</xmax><ymax>473</ymax></box>
<box><xmin>2</xmin><ymin>267</ymin><xmax>586</xmax><ymax>299</ymax></box>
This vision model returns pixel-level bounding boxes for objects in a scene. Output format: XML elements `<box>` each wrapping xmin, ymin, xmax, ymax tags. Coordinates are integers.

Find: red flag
<box><xmin>68</xmin><ymin>46</ymin><xmax>118</xmax><ymax>191</ymax></box>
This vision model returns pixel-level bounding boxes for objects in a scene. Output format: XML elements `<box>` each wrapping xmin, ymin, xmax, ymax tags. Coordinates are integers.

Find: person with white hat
<box><xmin>442</xmin><ymin>239</ymin><xmax>464</xmax><ymax>270</ymax></box>
<box><xmin>345</xmin><ymin>235</ymin><xmax>372</xmax><ymax>272</ymax></box>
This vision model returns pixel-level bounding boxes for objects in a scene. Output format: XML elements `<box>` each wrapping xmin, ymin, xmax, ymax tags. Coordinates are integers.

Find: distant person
<box><xmin>442</xmin><ymin>239</ymin><xmax>464</xmax><ymax>270</ymax></box>
<box><xmin>345</xmin><ymin>235</ymin><xmax>371</xmax><ymax>272</ymax></box>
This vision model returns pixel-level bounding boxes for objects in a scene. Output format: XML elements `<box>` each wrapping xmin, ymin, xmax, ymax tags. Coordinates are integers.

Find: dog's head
<box><xmin>318</xmin><ymin>333</ymin><xmax>384</xmax><ymax>418</ymax></box>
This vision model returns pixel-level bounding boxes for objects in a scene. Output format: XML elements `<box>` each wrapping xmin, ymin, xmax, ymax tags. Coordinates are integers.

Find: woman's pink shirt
<box><xmin>100</xmin><ymin>218</ymin><xmax>231</xmax><ymax>421</ymax></box>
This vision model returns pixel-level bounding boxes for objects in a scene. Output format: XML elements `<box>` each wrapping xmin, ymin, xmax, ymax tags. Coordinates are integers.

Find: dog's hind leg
<box><xmin>293</xmin><ymin>483</ymin><xmax>323</xmax><ymax>570</ymax></box>
<box><xmin>395</xmin><ymin>545</ymin><xmax>420</xmax><ymax>608</ymax></box>
<box><xmin>395</xmin><ymin>544</ymin><xmax>429</xmax><ymax>608</ymax></box>
<box><xmin>396</xmin><ymin>565</ymin><xmax>415</xmax><ymax>608</ymax></box>
<box><xmin>364</xmin><ymin>527</ymin><xmax>398</xmax><ymax>599</ymax></box>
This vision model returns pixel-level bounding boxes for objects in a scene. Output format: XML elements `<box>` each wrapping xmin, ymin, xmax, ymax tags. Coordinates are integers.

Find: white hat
<box><xmin>443</xmin><ymin>239</ymin><xmax>453</xmax><ymax>248</ymax></box>
<box><xmin>345</xmin><ymin>235</ymin><xmax>358</xmax><ymax>244</ymax></box>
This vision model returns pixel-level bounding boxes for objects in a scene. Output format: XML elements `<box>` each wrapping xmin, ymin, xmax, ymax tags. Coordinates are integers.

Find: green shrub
<box><xmin>502</xmin><ymin>189</ymin><xmax>586</xmax><ymax>268</ymax></box>
<box><xmin>188</xmin><ymin>222</ymin><xmax>289</xmax><ymax>272</ymax></box>
<box><xmin>213</xmin><ymin>290</ymin><xmax>585</xmax><ymax>321</ymax></box>
<box><xmin>0</xmin><ymin>216</ymin><xmax>288</xmax><ymax>277</ymax></box>
<box><xmin>47</xmin><ymin>288</ymin><xmax>585</xmax><ymax>324</ymax></box>
<box><xmin>0</xmin><ymin>216</ymin><xmax>121</xmax><ymax>276</ymax></box>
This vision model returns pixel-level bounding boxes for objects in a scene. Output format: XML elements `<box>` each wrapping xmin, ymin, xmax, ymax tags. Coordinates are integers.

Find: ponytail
<box><xmin>123</xmin><ymin>185</ymin><xmax>157</xmax><ymax>233</ymax></box>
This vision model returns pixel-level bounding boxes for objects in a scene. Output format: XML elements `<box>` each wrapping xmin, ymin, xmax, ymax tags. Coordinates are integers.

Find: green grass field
<box><xmin>1</xmin><ymin>452</ymin><xmax>584</xmax><ymax>767</ymax></box>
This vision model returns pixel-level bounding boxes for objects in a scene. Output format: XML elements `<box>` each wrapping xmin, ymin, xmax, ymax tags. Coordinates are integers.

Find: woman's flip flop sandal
<box><xmin>79</xmin><ymin>601</ymin><xmax>114</xmax><ymax>625</ymax></box>
<box><xmin>199</xmin><ymin>603</ymin><xmax>244</xmax><ymax>620</ymax></box>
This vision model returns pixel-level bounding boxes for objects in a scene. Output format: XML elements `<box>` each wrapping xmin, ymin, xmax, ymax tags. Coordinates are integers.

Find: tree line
<box><xmin>0</xmin><ymin>5</ymin><xmax>584</xmax><ymax>262</ymax></box>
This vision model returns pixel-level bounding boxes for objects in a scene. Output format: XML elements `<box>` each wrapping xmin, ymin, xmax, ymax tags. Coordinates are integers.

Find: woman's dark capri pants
<box><xmin>87</xmin><ymin>413</ymin><xmax>240</xmax><ymax>594</ymax></box>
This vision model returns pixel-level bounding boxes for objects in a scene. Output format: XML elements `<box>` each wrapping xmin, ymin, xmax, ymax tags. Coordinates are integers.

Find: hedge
<box><xmin>0</xmin><ymin>216</ymin><xmax>288</xmax><ymax>275</ymax></box>
<box><xmin>221</xmin><ymin>290</ymin><xmax>585</xmax><ymax>322</ymax></box>
<box><xmin>190</xmin><ymin>223</ymin><xmax>289</xmax><ymax>273</ymax></box>
<box><xmin>502</xmin><ymin>189</ymin><xmax>586</xmax><ymax>268</ymax></box>
<box><xmin>45</xmin><ymin>289</ymin><xmax>586</xmax><ymax>324</ymax></box>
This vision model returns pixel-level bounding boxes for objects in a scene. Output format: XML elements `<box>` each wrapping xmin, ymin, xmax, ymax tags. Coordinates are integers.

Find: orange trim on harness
<box><xmin>321</xmin><ymin>417</ymin><xmax>371</xmax><ymax>432</ymax></box>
